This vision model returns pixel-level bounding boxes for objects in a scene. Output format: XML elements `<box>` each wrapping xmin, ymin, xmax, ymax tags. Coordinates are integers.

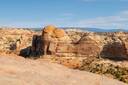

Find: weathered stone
<box><xmin>66</xmin><ymin>31</ymin><xmax>85</xmax><ymax>43</ymax></box>
<box><xmin>41</xmin><ymin>25</ymin><xmax>70</xmax><ymax>55</ymax></box>
<box><xmin>43</xmin><ymin>25</ymin><xmax>56</xmax><ymax>34</ymax></box>
<box><xmin>57</xmin><ymin>35</ymin><xmax>71</xmax><ymax>43</ymax></box>
<box><xmin>2</xmin><ymin>27</ymin><xmax>128</xmax><ymax>61</ymax></box>
<box><xmin>31</xmin><ymin>35</ymin><xmax>37</xmax><ymax>52</ymax></box>
<box><xmin>48</xmin><ymin>42</ymin><xmax>57</xmax><ymax>54</ymax></box>
<box><xmin>77</xmin><ymin>44</ymin><xmax>98</xmax><ymax>56</ymax></box>
<box><xmin>56</xmin><ymin>43</ymin><xmax>77</xmax><ymax>53</ymax></box>
<box><xmin>101</xmin><ymin>42</ymin><xmax>128</xmax><ymax>60</ymax></box>
<box><xmin>31</xmin><ymin>35</ymin><xmax>42</xmax><ymax>56</ymax></box>
<box><xmin>42</xmin><ymin>33</ymin><xmax>53</xmax><ymax>55</ymax></box>
<box><xmin>77</xmin><ymin>37</ymin><xmax>100</xmax><ymax>56</ymax></box>
<box><xmin>55</xmin><ymin>57</ymin><xmax>83</xmax><ymax>68</ymax></box>
<box><xmin>53</xmin><ymin>28</ymin><xmax>66</xmax><ymax>38</ymax></box>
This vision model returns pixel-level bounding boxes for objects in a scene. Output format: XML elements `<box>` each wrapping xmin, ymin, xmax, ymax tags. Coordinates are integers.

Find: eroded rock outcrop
<box><xmin>1</xmin><ymin>27</ymin><xmax>128</xmax><ymax>60</ymax></box>
<box><xmin>28</xmin><ymin>26</ymin><xmax>101</xmax><ymax>57</ymax></box>
<box><xmin>101</xmin><ymin>42</ymin><xmax>128</xmax><ymax>60</ymax></box>
<box><xmin>77</xmin><ymin>36</ymin><xmax>100</xmax><ymax>57</ymax></box>
<box><xmin>14</xmin><ymin>26</ymin><xmax>128</xmax><ymax>60</ymax></box>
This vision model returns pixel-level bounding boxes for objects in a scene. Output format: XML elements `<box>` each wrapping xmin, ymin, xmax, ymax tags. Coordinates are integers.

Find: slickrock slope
<box><xmin>0</xmin><ymin>55</ymin><xmax>127</xmax><ymax>85</ymax></box>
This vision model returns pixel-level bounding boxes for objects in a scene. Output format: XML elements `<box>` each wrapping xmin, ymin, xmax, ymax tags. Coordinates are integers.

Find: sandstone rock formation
<box><xmin>9</xmin><ymin>26</ymin><xmax>126</xmax><ymax>61</ymax></box>
<box><xmin>1</xmin><ymin>27</ymin><xmax>128</xmax><ymax>60</ymax></box>
<box><xmin>43</xmin><ymin>25</ymin><xmax>55</xmax><ymax>34</ymax></box>
<box><xmin>41</xmin><ymin>25</ymin><xmax>67</xmax><ymax>55</ymax></box>
<box><xmin>101</xmin><ymin>42</ymin><xmax>128</xmax><ymax>60</ymax></box>
<box><xmin>42</xmin><ymin>25</ymin><xmax>66</xmax><ymax>38</ymax></box>
<box><xmin>53</xmin><ymin>28</ymin><xmax>66</xmax><ymax>38</ymax></box>
<box><xmin>38</xmin><ymin>26</ymin><xmax>100</xmax><ymax>57</ymax></box>
<box><xmin>77</xmin><ymin>35</ymin><xmax>100</xmax><ymax>56</ymax></box>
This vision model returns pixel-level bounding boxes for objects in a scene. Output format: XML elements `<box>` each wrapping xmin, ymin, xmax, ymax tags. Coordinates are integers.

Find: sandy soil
<box><xmin>0</xmin><ymin>55</ymin><xmax>127</xmax><ymax>85</ymax></box>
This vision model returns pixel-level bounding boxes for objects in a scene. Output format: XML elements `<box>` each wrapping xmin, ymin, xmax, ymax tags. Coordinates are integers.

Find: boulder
<box><xmin>42</xmin><ymin>25</ymin><xmax>66</xmax><ymax>38</ymax></box>
<box><xmin>43</xmin><ymin>25</ymin><xmax>56</xmax><ymax>34</ymax></box>
<box><xmin>53</xmin><ymin>28</ymin><xmax>66</xmax><ymax>38</ymax></box>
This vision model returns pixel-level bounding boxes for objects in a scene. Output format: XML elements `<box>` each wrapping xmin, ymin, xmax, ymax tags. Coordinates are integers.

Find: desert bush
<box><xmin>79</xmin><ymin>60</ymin><xmax>128</xmax><ymax>84</ymax></box>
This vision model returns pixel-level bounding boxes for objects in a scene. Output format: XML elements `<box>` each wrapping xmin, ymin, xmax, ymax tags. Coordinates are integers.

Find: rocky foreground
<box><xmin>0</xmin><ymin>55</ymin><xmax>127</xmax><ymax>85</ymax></box>
<box><xmin>0</xmin><ymin>27</ymin><xmax>128</xmax><ymax>84</ymax></box>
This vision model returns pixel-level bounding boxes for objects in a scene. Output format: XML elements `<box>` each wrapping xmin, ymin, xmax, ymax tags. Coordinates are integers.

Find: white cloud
<box><xmin>120</xmin><ymin>10</ymin><xmax>128</xmax><ymax>15</ymax></box>
<box><xmin>77</xmin><ymin>10</ymin><xmax>128</xmax><ymax>29</ymax></box>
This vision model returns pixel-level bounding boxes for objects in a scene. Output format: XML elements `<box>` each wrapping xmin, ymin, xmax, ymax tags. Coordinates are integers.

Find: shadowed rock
<box><xmin>101</xmin><ymin>42</ymin><xmax>128</xmax><ymax>61</ymax></box>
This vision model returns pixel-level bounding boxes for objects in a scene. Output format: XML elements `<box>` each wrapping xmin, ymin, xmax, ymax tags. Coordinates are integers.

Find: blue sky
<box><xmin>0</xmin><ymin>0</ymin><xmax>128</xmax><ymax>29</ymax></box>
